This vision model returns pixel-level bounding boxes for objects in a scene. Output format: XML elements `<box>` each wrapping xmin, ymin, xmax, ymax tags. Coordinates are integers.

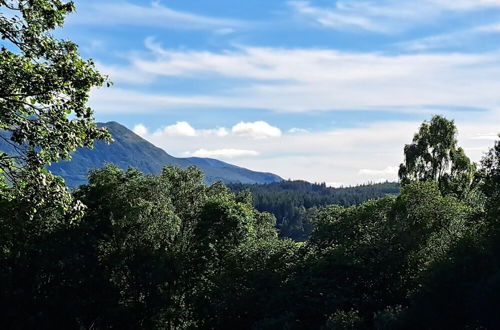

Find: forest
<box><xmin>2</xmin><ymin>1</ymin><xmax>500</xmax><ymax>329</ymax></box>
<box><xmin>228</xmin><ymin>181</ymin><xmax>400</xmax><ymax>240</ymax></box>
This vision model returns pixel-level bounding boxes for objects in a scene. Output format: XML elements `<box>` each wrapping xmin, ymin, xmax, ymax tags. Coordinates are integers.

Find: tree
<box><xmin>0</xmin><ymin>3</ymin><xmax>111</xmax><ymax>326</ymax></box>
<box><xmin>0</xmin><ymin>0</ymin><xmax>110</xmax><ymax>219</ymax></box>
<box><xmin>399</xmin><ymin>115</ymin><xmax>476</xmax><ymax>199</ymax></box>
<box><xmin>480</xmin><ymin>135</ymin><xmax>500</xmax><ymax>218</ymax></box>
<box><xmin>398</xmin><ymin>136</ymin><xmax>500</xmax><ymax>329</ymax></box>
<box><xmin>67</xmin><ymin>165</ymin><xmax>285</xmax><ymax>328</ymax></box>
<box><xmin>294</xmin><ymin>179</ymin><xmax>475</xmax><ymax>328</ymax></box>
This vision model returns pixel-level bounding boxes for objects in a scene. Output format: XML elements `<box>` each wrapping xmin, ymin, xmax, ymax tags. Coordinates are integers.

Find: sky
<box><xmin>56</xmin><ymin>0</ymin><xmax>500</xmax><ymax>185</ymax></box>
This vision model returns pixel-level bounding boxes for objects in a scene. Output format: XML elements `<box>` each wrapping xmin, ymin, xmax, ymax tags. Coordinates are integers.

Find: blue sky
<box><xmin>56</xmin><ymin>0</ymin><xmax>500</xmax><ymax>185</ymax></box>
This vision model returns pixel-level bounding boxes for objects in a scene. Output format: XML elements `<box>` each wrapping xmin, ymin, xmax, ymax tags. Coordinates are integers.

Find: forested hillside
<box><xmin>229</xmin><ymin>181</ymin><xmax>400</xmax><ymax>240</ymax></box>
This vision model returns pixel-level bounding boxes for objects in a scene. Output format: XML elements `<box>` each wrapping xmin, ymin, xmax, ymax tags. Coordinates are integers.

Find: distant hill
<box><xmin>229</xmin><ymin>180</ymin><xmax>400</xmax><ymax>240</ymax></box>
<box><xmin>37</xmin><ymin>121</ymin><xmax>282</xmax><ymax>186</ymax></box>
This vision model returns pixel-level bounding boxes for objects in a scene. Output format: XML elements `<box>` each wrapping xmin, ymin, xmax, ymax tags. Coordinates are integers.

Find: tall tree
<box><xmin>0</xmin><ymin>0</ymin><xmax>110</xmax><ymax>219</ymax></box>
<box><xmin>398</xmin><ymin>115</ymin><xmax>476</xmax><ymax>198</ymax></box>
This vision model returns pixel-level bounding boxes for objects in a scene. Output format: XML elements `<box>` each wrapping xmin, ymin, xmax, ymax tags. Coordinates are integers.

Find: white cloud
<box><xmin>232</xmin><ymin>121</ymin><xmax>282</xmax><ymax>139</ymax></box>
<box><xmin>141</xmin><ymin>120</ymin><xmax>422</xmax><ymax>185</ymax></box>
<box><xmin>288</xmin><ymin>0</ymin><xmax>500</xmax><ymax>33</ymax></box>
<box><xmin>400</xmin><ymin>32</ymin><xmax>469</xmax><ymax>51</ymax></box>
<box><xmin>133</xmin><ymin>124</ymin><xmax>148</xmax><ymax>137</ymax></box>
<box><xmin>145</xmin><ymin>121</ymin><xmax>280</xmax><ymax>140</ymax></box>
<box><xmin>469</xmin><ymin>133</ymin><xmax>500</xmax><ymax>141</ymax></box>
<box><xmin>289</xmin><ymin>1</ymin><xmax>387</xmax><ymax>33</ymax></box>
<box><xmin>158</xmin><ymin>121</ymin><xmax>197</xmax><ymax>137</ymax></box>
<box><xmin>68</xmin><ymin>1</ymin><xmax>246</xmax><ymax>30</ymax></box>
<box><xmin>399</xmin><ymin>21</ymin><xmax>500</xmax><ymax>51</ymax></box>
<box><xmin>92</xmin><ymin>45</ymin><xmax>500</xmax><ymax>114</ymax></box>
<box><xmin>131</xmin><ymin>113</ymin><xmax>500</xmax><ymax>186</ymax></box>
<box><xmin>89</xmin><ymin>88</ymin><xmax>223</xmax><ymax>113</ymax></box>
<box><xmin>188</xmin><ymin>148</ymin><xmax>259</xmax><ymax>159</ymax></box>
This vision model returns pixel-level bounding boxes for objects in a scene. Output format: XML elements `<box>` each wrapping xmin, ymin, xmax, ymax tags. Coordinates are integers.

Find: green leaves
<box><xmin>67</xmin><ymin>165</ymin><xmax>286</xmax><ymax>328</ymax></box>
<box><xmin>0</xmin><ymin>0</ymin><xmax>111</xmax><ymax>219</ymax></box>
<box><xmin>300</xmin><ymin>180</ymin><xmax>478</xmax><ymax>328</ymax></box>
<box><xmin>399</xmin><ymin>115</ymin><xmax>477</xmax><ymax>199</ymax></box>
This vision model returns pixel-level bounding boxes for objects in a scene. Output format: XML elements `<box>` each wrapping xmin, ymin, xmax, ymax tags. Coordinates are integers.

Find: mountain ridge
<box><xmin>47</xmin><ymin>121</ymin><xmax>283</xmax><ymax>186</ymax></box>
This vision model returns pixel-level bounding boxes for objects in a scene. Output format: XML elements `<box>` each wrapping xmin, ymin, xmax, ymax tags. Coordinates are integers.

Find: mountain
<box><xmin>47</xmin><ymin>121</ymin><xmax>282</xmax><ymax>186</ymax></box>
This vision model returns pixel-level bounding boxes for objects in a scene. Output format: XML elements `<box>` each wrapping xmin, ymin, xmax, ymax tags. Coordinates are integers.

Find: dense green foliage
<box><xmin>46</xmin><ymin>121</ymin><xmax>282</xmax><ymax>186</ymax></box>
<box><xmin>0</xmin><ymin>165</ymin><xmax>290</xmax><ymax>328</ymax></box>
<box><xmin>229</xmin><ymin>181</ymin><xmax>400</xmax><ymax>240</ymax></box>
<box><xmin>2</xmin><ymin>112</ymin><xmax>500</xmax><ymax>329</ymax></box>
<box><xmin>0</xmin><ymin>0</ymin><xmax>110</xmax><ymax>220</ymax></box>
<box><xmin>399</xmin><ymin>115</ymin><xmax>477</xmax><ymax>199</ymax></box>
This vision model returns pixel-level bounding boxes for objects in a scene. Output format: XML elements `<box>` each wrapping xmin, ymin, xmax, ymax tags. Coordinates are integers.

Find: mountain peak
<box><xmin>49</xmin><ymin>122</ymin><xmax>282</xmax><ymax>186</ymax></box>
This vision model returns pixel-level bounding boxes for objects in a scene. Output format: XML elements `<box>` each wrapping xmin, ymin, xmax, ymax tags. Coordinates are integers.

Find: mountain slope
<box><xmin>48</xmin><ymin>122</ymin><xmax>282</xmax><ymax>186</ymax></box>
<box><xmin>229</xmin><ymin>181</ymin><xmax>400</xmax><ymax>240</ymax></box>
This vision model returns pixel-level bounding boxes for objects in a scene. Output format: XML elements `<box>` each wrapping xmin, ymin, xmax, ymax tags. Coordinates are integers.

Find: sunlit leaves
<box><xmin>399</xmin><ymin>115</ymin><xmax>477</xmax><ymax>199</ymax></box>
<box><xmin>0</xmin><ymin>0</ymin><xmax>110</xmax><ymax>219</ymax></box>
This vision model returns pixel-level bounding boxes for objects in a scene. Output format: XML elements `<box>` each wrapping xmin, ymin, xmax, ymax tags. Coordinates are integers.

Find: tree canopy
<box><xmin>0</xmin><ymin>0</ymin><xmax>110</xmax><ymax>219</ymax></box>
<box><xmin>229</xmin><ymin>181</ymin><xmax>399</xmax><ymax>240</ymax></box>
<box><xmin>399</xmin><ymin>115</ymin><xmax>476</xmax><ymax>199</ymax></box>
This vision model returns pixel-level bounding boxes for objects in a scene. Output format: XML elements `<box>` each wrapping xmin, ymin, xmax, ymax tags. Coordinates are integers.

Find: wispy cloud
<box><xmin>399</xmin><ymin>21</ymin><xmax>500</xmax><ymax>51</ymax></box>
<box><xmin>89</xmin><ymin>88</ymin><xmax>224</xmax><ymax>113</ymax></box>
<box><xmin>288</xmin><ymin>0</ymin><xmax>500</xmax><ymax>33</ymax></box>
<box><xmin>288</xmin><ymin>1</ymin><xmax>388</xmax><ymax>33</ymax></box>
<box><xmin>69</xmin><ymin>1</ymin><xmax>248</xmax><ymax>30</ymax></box>
<box><xmin>469</xmin><ymin>133</ymin><xmax>500</xmax><ymax>141</ymax></box>
<box><xmin>92</xmin><ymin>43</ymin><xmax>500</xmax><ymax>113</ymax></box>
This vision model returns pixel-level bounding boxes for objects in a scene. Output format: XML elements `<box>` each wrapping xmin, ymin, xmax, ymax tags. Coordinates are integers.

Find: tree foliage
<box><xmin>0</xmin><ymin>0</ymin><xmax>110</xmax><ymax>219</ymax></box>
<box><xmin>480</xmin><ymin>135</ymin><xmax>500</xmax><ymax>219</ymax></box>
<box><xmin>1</xmin><ymin>165</ymin><xmax>288</xmax><ymax>329</ymax></box>
<box><xmin>229</xmin><ymin>181</ymin><xmax>400</xmax><ymax>240</ymax></box>
<box><xmin>399</xmin><ymin>115</ymin><xmax>476</xmax><ymax>199</ymax></box>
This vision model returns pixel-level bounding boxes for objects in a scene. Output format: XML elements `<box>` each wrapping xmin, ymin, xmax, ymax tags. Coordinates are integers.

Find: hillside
<box><xmin>46</xmin><ymin>122</ymin><xmax>283</xmax><ymax>186</ymax></box>
<box><xmin>229</xmin><ymin>181</ymin><xmax>400</xmax><ymax>240</ymax></box>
